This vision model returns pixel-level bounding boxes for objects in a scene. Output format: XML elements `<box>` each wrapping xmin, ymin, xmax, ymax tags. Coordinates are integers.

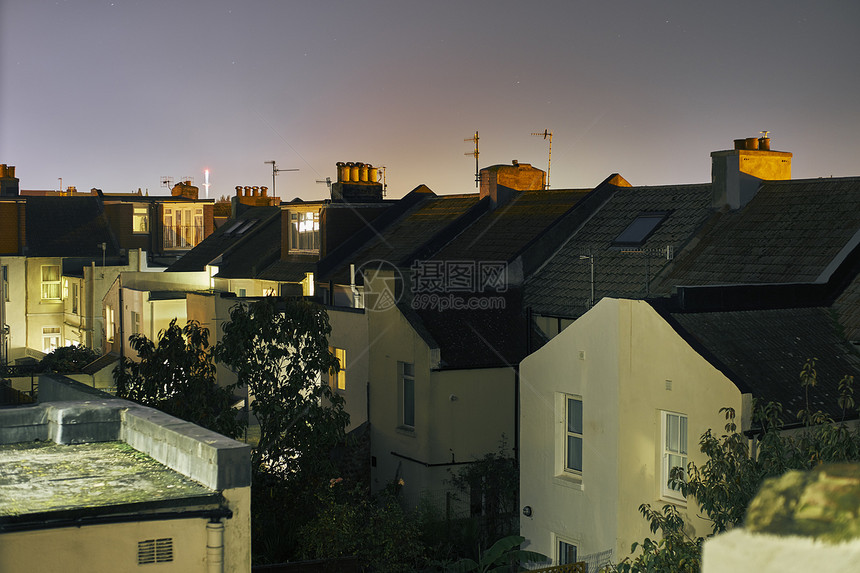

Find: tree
<box><xmin>447</xmin><ymin>535</ymin><xmax>548</xmax><ymax>573</ymax></box>
<box><xmin>113</xmin><ymin>319</ymin><xmax>245</xmax><ymax>439</ymax></box>
<box><xmin>214</xmin><ymin>296</ymin><xmax>348</xmax><ymax>477</ymax></box>
<box><xmin>39</xmin><ymin>344</ymin><xmax>99</xmax><ymax>373</ymax></box>
<box><xmin>214</xmin><ymin>297</ymin><xmax>349</xmax><ymax>564</ymax></box>
<box><xmin>613</xmin><ymin>360</ymin><xmax>860</xmax><ymax>573</ymax></box>
<box><xmin>298</xmin><ymin>481</ymin><xmax>427</xmax><ymax>573</ymax></box>
<box><xmin>447</xmin><ymin>439</ymin><xmax>519</xmax><ymax>553</ymax></box>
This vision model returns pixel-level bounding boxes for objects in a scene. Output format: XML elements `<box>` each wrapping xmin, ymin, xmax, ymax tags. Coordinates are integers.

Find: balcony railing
<box><xmin>163</xmin><ymin>225</ymin><xmax>204</xmax><ymax>249</ymax></box>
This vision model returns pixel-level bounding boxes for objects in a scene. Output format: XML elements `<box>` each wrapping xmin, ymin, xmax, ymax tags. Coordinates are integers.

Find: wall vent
<box><xmin>138</xmin><ymin>538</ymin><xmax>174</xmax><ymax>565</ymax></box>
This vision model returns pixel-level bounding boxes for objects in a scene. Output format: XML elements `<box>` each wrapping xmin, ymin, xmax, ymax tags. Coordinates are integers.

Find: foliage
<box><xmin>113</xmin><ymin>319</ymin><xmax>245</xmax><ymax>439</ymax></box>
<box><xmin>214</xmin><ymin>296</ymin><xmax>349</xmax><ymax>478</ymax></box>
<box><xmin>614</xmin><ymin>359</ymin><xmax>860</xmax><ymax>573</ymax></box>
<box><xmin>612</xmin><ymin>505</ymin><xmax>702</xmax><ymax>573</ymax></box>
<box><xmin>298</xmin><ymin>481</ymin><xmax>426</xmax><ymax>573</ymax></box>
<box><xmin>446</xmin><ymin>535</ymin><xmax>548</xmax><ymax>573</ymax></box>
<box><xmin>447</xmin><ymin>439</ymin><xmax>519</xmax><ymax>552</ymax></box>
<box><xmin>214</xmin><ymin>297</ymin><xmax>349</xmax><ymax>564</ymax></box>
<box><xmin>39</xmin><ymin>344</ymin><xmax>99</xmax><ymax>373</ymax></box>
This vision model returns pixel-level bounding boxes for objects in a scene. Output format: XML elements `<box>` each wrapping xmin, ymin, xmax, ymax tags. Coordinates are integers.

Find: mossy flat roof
<box><xmin>0</xmin><ymin>441</ymin><xmax>218</xmax><ymax>520</ymax></box>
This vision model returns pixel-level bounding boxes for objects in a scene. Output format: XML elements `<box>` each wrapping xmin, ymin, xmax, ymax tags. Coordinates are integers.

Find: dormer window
<box><xmin>290</xmin><ymin>211</ymin><xmax>320</xmax><ymax>252</ymax></box>
<box><xmin>613</xmin><ymin>212</ymin><xmax>668</xmax><ymax>247</ymax></box>
<box><xmin>133</xmin><ymin>205</ymin><xmax>149</xmax><ymax>233</ymax></box>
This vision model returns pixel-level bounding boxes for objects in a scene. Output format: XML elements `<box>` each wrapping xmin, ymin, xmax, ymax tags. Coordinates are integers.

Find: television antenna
<box><xmin>160</xmin><ymin>176</ymin><xmax>174</xmax><ymax>190</ymax></box>
<box><xmin>464</xmin><ymin>131</ymin><xmax>479</xmax><ymax>188</ymax></box>
<box><xmin>264</xmin><ymin>160</ymin><xmax>298</xmax><ymax>197</ymax></box>
<box><xmin>316</xmin><ymin>177</ymin><xmax>332</xmax><ymax>193</ymax></box>
<box><xmin>531</xmin><ymin>129</ymin><xmax>552</xmax><ymax>189</ymax></box>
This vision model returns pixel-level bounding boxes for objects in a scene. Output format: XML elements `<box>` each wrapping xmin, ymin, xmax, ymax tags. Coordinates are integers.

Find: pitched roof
<box><xmin>524</xmin><ymin>183</ymin><xmax>714</xmax><ymax>318</ymax></box>
<box><xmin>428</xmin><ymin>187</ymin><xmax>590</xmax><ymax>264</ymax></box>
<box><xmin>166</xmin><ymin>206</ymin><xmax>280</xmax><ymax>272</ymax></box>
<box><xmin>402</xmin><ymin>289</ymin><xmax>532</xmax><ymax>370</ymax></box>
<box><xmin>660</xmin><ymin>305</ymin><xmax>860</xmax><ymax>423</ymax></box>
<box><xmin>24</xmin><ymin>196</ymin><xmax>120</xmax><ymax>257</ymax></box>
<box><xmin>321</xmin><ymin>193</ymin><xmax>483</xmax><ymax>285</ymax></box>
<box><xmin>656</xmin><ymin>177</ymin><xmax>860</xmax><ymax>289</ymax></box>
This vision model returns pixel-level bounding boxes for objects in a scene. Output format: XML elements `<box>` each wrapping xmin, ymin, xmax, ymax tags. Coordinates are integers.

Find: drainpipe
<box><xmin>206</xmin><ymin>520</ymin><xmax>224</xmax><ymax>573</ymax></box>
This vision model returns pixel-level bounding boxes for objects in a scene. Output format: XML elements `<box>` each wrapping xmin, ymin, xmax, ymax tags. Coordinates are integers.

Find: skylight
<box><xmin>613</xmin><ymin>212</ymin><xmax>668</xmax><ymax>246</ymax></box>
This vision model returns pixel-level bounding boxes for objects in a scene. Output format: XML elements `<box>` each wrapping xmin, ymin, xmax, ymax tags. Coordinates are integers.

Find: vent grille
<box><xmin>138</xmin><ymin>538</ymin><xmax>174</xmax><ymax>565</ymax></box>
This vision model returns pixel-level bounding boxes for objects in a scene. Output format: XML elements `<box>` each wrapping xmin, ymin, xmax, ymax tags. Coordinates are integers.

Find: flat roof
<box><xmin>0</xmin><ymin>441</ymin><xmax>218</xmax><ymax>520</ymax></box>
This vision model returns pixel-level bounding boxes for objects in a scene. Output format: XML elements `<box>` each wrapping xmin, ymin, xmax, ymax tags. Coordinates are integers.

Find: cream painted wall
<box><xmin>0</xmin><ymin>256</ymin><xmax>27</xmax><ymax>360</ymax></box>
<box><xmin>520</xmin><ymin>297</ymin><xmax>621</xmax><ymax>563</ymax></box>
<box><xmin>615</xmin><ymin>299</ymin><xmax>744</xmax><ymax>556</ymax></box>
<box><xmin>519</xmin><ymin>298</ymin><xmax>745</xmax><ymax>565</ymax></box>
<box><xmin>25</xmin><ymin>256</ymin><xmax>64</xmax><ymax>355</ymax></box>
<box><xmin>1</xmin><ymin>517</ymin><xmax>209</xmax><ymax>573</ymax></box>
<box><xmin>366</xmin><ymin>271</ymin><xmax>516</xmax><ymax>510</ymax></box>
<box><xmin>327</xmin><ymin>307</ymin><xmax>369</xmax><ymax>432</ymax></box>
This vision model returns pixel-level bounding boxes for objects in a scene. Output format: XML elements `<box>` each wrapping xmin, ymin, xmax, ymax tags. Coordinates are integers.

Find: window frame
<box><xmin>612</xmin><ymin>211</ymin><xmax>669</xmax><ymax>247</ymax></box>
<box><xmin>105</xmin><ymin>305</ymin><xmax>115</xmax><ymax>342</ymax></box>
<box><xmin>661</xmin><ymin>410</ymin><xmax>688</xmax><ymax>501</ymax></box>
<box><xmin>399</xmin><ymin>361</ymin><xmax>415</xmax><ymax>430</ymax></box>
<box><xmin>555</xmin><ymin>535</ymin><xmax>579</xmax><ymax>566</ymax></box>
<box><xmin>329</xmin><ymin>346</ymin><xmax>346</xmax><ymax>391</ymax></box>
<box><xmin>133</xmin><ymin>205</ymin><xmax>150</xmax><ymax>234</ymax></box>
<box><xmin>564</xmin><ymin>395</ymin><xmax>583</xmax><ymax>475</ymax></box>
<box><xmin>41</xmin><ymin>265</ymin><xmax>61</xmax><ymax>301</ymax></box>
<box><xmin>2</xmin><ymin>264</ymin><xmax>9</xmax><ymax>302</ymax></box>
<box><xmin>42</xmin><ymin>326</ymin><xmax>60</xmax><ymax>353</ymax></box>
<box><xmin>289</xmin><ymin>210</ymin><xmax>320</xmax><ymax>253</ymax></box>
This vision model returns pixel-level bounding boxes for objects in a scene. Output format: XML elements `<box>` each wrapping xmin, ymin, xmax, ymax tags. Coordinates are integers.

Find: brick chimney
<box><xmin>330</xmin><ymin>162</ymin><xmax>383</xmax><ymax>202</ymax></box>
<box><xmin>0</xmin><ymin>164</ymin><xmax>20</xmax><ymax>197</ymax></box>
<box><xmin>170</xmin><ymin>180</ymin><xmax>199</xmax><ymax>200</ymax></box>
<box><xmin>479</xmin><ymin>160</ymin><xmax>545</xmax><ymax>208</ymax></box>
<box><xmin>711</xmin><ymin>137</ymin><xmax>792</xmax><ymax>209</ymax></box>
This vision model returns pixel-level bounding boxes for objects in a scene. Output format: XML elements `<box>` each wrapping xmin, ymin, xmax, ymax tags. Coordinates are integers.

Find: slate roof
<box><xmin>400</xmin><ymin>289</ymin><xmax>532</xmax><ymax>370</ymax></box>
<box><xmin>166</xmin><ymin>206</ymin><xmax>280</xmax><ymax>273</ymax></box>
<box><xmin>24</xmin><ymin>196</ymin><xmax>120</xmax><ymax>257</ymax></box>
<box><xmin>524</xmin><ymin>183</ymin><xmax>714</xmax><ymax>318</ymax></box>
<box><xmin>429</xmin><ymin>188</ymin><xmax>590</xmax><ymax>263</ymax></box>
<box><xmin>655</xmin><ymin>177</ymin><xmax>860</xmax><ymax>289</ymax></box>
<box><xmin>659</xmin><ymin>305</ymin><xmax>860</xmax><ymax>423</ymax></box>
<box><xmin>321</xmin><ymin>194</ymin><xmax>482</xmax><ymax>285</ymax></box>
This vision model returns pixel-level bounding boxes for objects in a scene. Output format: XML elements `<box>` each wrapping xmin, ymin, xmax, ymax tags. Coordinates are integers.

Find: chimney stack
<box><xmin>712</xmin><ymin>137</ymin><xmax>792</xmax><ymax>209</ymax></box>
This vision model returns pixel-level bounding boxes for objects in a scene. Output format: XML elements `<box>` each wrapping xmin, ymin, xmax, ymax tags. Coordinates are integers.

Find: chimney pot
<box><xmin>261</xmin><ymin>186</ymin><xmax>268</xmax><ymax>197</ymax></box>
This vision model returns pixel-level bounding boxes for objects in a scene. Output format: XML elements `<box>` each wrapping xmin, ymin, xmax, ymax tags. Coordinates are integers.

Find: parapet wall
<box><xmin>0</xmin><ymin>391</ymin><xmax>250</xmax><ymax>491</ymax></box>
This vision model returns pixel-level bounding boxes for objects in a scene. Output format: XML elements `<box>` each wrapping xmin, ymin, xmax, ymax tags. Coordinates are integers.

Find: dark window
<box><xmin>613</xmin><ymin>212</ymin><xmax>668</xmax><ymax>246</ymax></box>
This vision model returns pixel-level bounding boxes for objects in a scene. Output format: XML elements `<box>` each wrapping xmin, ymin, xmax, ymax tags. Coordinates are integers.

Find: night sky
<box><xmin>2</xmin><ymin>1</ymin><xmax>858</xmax><ymax>201</ymax></box>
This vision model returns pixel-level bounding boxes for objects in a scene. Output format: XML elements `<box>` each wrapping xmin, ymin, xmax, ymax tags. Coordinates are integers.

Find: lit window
<box><xmin>565</xmin><ymin>396</ymin><xmax>583</xmax><ymax>474</ymax></box>
<box><xmin>130</xmin><ymin>310</ymin><xmax>140</xmax><ymax>335</ymax></box>
<box><xmin>133</xmin><ymin>205</ymin><xmax>149</xmax><ymax>233</ymax></box>
<box><xmin>71</xmin><ymin>283</ymin><xmax>78</xmax><ymax>314</ymax></box>
<box><xmin>42</xmin><ymin>326</ymin><xmax>60</xmax><ymax>353</ymax></box>
<box><xmin>661</xmin><ymin>411</ymin><xmax>688</xmax><ymax>500</ymax></box>
<box><xmin>1</xmin><ymin>265</ymin><xmax>8</xmax><ymax>302</ymax></box>
<box><xmin>329</xmin><ymin>347</ymin><xmax>346</xmax><ymax>391</ymax></box>
<box><xmin>613</xmin><ymin>212</ymin><xmax>668</xmax><ymax>246</ymax></box>
<box><xmin>400</xmin><ymin>362</ymin><xmax>415</xmax><ymax>429</ymax></box>
<box><xmin>163</xmin><ymin>206</ymin><xmax>205</xmax><ymax>248</ymax></box>
<box><xmin>303</xmin><ymin>272</ymin><xmax>315</xmax><ymax>297</ymax></box>
<box><xmin>41</xmin><ymin>265</ymin><xmax>61</xmax><ymax>300</ymax></box>
<box><xmin>105</xmin><ymin>305</ymin><xmax>115</xmax><ymax>342</ymax></box>
<box><xmin>558</xmin><ymin>539</ymin><xmax>578</xmax><ymax>566</ymax></box>
<box><xmin>290</xmin><ymin>211</ymin><xmax>320</xmax><ymax>252</ymax></box>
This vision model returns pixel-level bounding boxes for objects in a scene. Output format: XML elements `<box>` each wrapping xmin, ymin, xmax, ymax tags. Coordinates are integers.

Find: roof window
<box><xmin>613</xmin><ymin>212</ymin><xmax>668</xmax><ymax>246</ymax></box>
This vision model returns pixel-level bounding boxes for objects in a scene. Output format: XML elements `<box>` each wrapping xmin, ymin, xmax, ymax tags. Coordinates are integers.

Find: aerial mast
<box><xmin>264</xmin><ymin>160</ymin><xmax>298</xmax><ymax>197</ymax></box>
<box><xmin>465</xmin><ymin>131</ymin><xmax>479</xmax><ymax>188</ymax></box>
<box><xmin>531</xmin><ymin>129</ymin><xmax>553</xmax><ymax>189</ymax></box>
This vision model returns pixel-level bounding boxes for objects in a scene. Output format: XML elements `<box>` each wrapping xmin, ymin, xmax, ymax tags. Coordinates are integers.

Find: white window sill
<box><xmin>659</xmin><ymin>492</ymin><xmax>687</xmax><ymax>507</ymax></box>
<box><xmin>553</xmin><ymin>472</ymin><xmax>583</xmax><ymax>491</ymax></box>
<box><xmin>396</xmin><ymin>426</ymin><xmax>416</xmax><ymax>437</ymax></box>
